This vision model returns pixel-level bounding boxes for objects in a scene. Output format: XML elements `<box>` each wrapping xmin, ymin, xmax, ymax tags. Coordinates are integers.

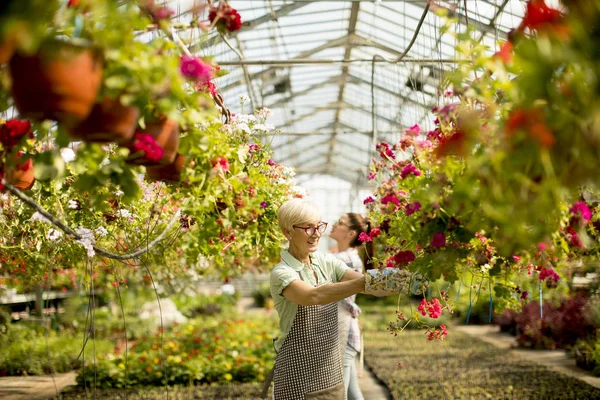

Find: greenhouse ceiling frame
<box><xmin>199</xmin><ymin>0</ymin><xmax>523</xmax><ymax>186</ymax></box>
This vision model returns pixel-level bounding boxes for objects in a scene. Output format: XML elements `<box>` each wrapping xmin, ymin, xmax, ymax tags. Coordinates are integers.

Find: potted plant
<box><xmin>145</xmin><ymin>153</ymin><xmax>187</xmax><ymax>181</ymax></box>
<box><xmin>9</xmin><ymin>38</ymin><xmax>103</xmax><ymax>125</ymax></box>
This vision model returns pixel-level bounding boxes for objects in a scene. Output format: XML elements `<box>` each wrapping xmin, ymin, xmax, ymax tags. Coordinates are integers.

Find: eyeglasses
<box><xmin>333</xmin><ymin>219</ymin><xmax>348</xmax><ymax>227</ymax></box>
<box><xmin>293</xmin><ymin>222</ymin><xmax>328</xmax><ymax>236</ymax></box>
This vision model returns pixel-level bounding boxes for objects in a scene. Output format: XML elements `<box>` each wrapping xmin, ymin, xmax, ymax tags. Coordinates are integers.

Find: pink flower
<box><xmin>431</xmin><ymin>232</ymin><xmax>446</xmax><ymax>248</ymax></box>
<box><xmin>212</xmin><ymin>157</ymin><xmax>230</xmax><ymax>173</ymax></box>
<box><xmin>400</xmin><ymin>163</ymin><xmax>421</xmax><ymax>179</ymax></box>
<box><xmin>381</xmin><ymin>195</ymin><xmax>400</xmax><ymax>207</ymax></box>
<box><xmin>260</xmin><ymin>201</ymin><xmax>267</xmax><ymax>209</ymax></box>
<box><xmin>376</xmin><ymin>142</ymin><xmax>395</xmax><ymax>159</ymax></box>
<box><xmin>132</xmin><ymin>133</ymin><xmax>164</xmax><ymax>163</ymax></box>
<box><xmin>539</xmin><ymin>268</ymin><xmax>560</xmax><ymax>283</ymax></box>
<box><xmin>363</xmin><ymin>196</ymin><xmax>375</xmax><ymax>205</ymax></box>
<box><xmin>405</xmin><ymin>201</ymin><xmax>421</xmax><ymax>216</ymax></box>
<box><xmin>393</xmin><ymin>250</ymin><xmax>415</xmax><ymax>265</ymax></box>
<box><xmin>512</xmin><ymin>255</ymin><xmax>521</xmax><ymax>263</ymax></box>
<box><xmin>267</xmin><ymin>159</ymin><xmax>277</xmax><ymax>166</ymax></box>
<box><xmin>368</xmin><ymin>172</ymin><xmax>376</xmax><ymax>180</ymax></box>
<box><xmin>154</xmin><ymin>7</ymin><xmax>175</xmax><ymax>20</ymax></box>
<box><xmin>197</xmin><ymin>80</ymin><xmax>217</xmax><ymax>96</ymax></box>
<box><xmin>248</xmin><ymin>143</ymin><xmax>260</xmax><ymax>153</ymax></box>
<box><xmin>358</xmin><ymin>232</ymin><xmax>372</xmax><ymax>243</ymax></box>
<box><xmin>369</xmin><ymin>228</ymin><xmax>381</xmax><ymax>239</ymax></box>
<box><xmin>537</xmin><ymin>242</ymin><xmax>548</xmax><ymax>252</ymax></box>
<box><xmin>570</xmin><ymin>201</ymin><xmax>592</xmax><ymax>221</ymax></box>
<box><xmin>406</xmin><ymin>124</ymin><xmax>420</xmax><ymax>136</ymax></box>
<box><xmin>180</xmin><ymin>56</ymin><xmax>213</xmax><ymax>83</ymax></box>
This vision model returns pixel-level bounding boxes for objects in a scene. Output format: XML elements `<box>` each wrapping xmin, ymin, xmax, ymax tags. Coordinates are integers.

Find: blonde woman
<box><xmin>263</xmin><ymin>199</ymin><xmax>409</xmax><ymax>400</ymax></box>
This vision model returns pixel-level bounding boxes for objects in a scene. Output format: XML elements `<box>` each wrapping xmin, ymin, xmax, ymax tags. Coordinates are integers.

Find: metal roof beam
<box><xmin>264</xmin><ymin>76</ymin><xmax>345</xmax><ymax>108</ymax></box>
<box><xmin>218</xmin><ymin>34</ymin><xmax>351</xmax><ymax>92</ymax></box>
<box><xmin>191</xmin><ymin>2</ymin><xmax>309</xmax><ymax>52</ymax></box>
<box><xmin>326</xmin><ymin>2</ymin><xmax>360</xmax><ymax>170</ymax></box>
<box><xmin>272</xmin><ymin>136</ymin><xmax>331</xmax><ymax>153</ymax></box>
<box><xmin>346</xmin><ymin>73</ymin><xmax>426</xmax><ymax>109</ymax></box>
<box><xmin>277</xmin><ymin>100</ymin><xmax>345</xmax><ymax>128</ymax></box>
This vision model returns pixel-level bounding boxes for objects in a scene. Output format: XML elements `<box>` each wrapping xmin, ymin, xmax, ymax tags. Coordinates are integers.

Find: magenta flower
<box><xmin>431</xmin><ymin>232</ymin><xmax>446</xmax><ymax>248</ymax></box>
<box><xmin>570</xmin><ymin>201</ymin><xmax>592</xmax><ymax>221</ymax></box>
<box><xmin>132</xmin><ymin>133</ymin><xmax>164</xmax><ymax>163</ymax></box>
<box><xmin>154</xmin><ymin>7</ymin><xmax>175</xmax><ymax>20</ymax></box>
<box><xmin>248</xmin><ymin>144</ymin><xmax>260</xmax><ymax>153</ymax></box>
<box><xmin>358</xmin><ymin>232</ymin><xmax>372</xmax><ymax>243</ymax></box>
<box><xmin>267</xmin><ymin>159</ymin><xmax>276</xmax><ymax>166</ymax></box>
<box><xmin>180</xmin><ymin>56</ymin><xmax>213</xmax><ymax>83</ymax></box>
<box><xmin>512</xmin><ymin>255</ymin><xmax>521</xmax><ymax>263</ymax></box>
<box><xmin>363</xmin><ymin>196</ymin><xmax>375</xmax><ymax>205</ymax></box>
<box><xmin>520</xmin><ymin>291</ymin><xmax>529</xmax><ymax>301</ymax></box>
<box><xmin>539</xmin><ymin>268</ymin><xmax>560</xmax><ymax>283</ymax></box>
<box><xmin>368</xmin><ymin>172</ymin><xmax>376</xmax><ymax>180</ymax></box>
<box><xmin>406</xmin><ymin>124</ymin><xmax>420</xmax><ymax>136</ymax></box>
<box><xmin>260</xmin><ymin>201</ymin><xmax>268</xmax><ymax>209</ymax></box>
<box><xmin>381</xmin><ymin>195</ymin><xmax>400</xmax><ymax>207</ymax></box>
<box><xmin>405</xmin><ymin>201</ymin><xmax>421</xmax><ymax>216</ymax></box>
<box><xmin>400</xmin><ymin>163</ymin><xmax>421</xmax><ymax>179</ymax></box>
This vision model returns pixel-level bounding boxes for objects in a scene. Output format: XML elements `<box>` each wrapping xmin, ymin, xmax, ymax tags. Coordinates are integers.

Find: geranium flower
<box><xmin>505</xmin><ymin>108</ymin><xmax>555</xmax><ymax>148</ymax></box>
<box><xmin>381</xmin><ymin>195</ymin><xmax>400</xmax><ymax>207</ymax></box>
<box><xmin>431</xmin><ymin>232</ymin><xmax>446</xmax><ymax>248</ymax></box>
<box><xmin>418</xmin><ymin>298</ymin><xmax>443</xmax><ymax>319</ymax></box>
<box><xmin>495</xmin><ymin>41</ymin><xmax>514</xmax><ymax>64</ymax></box>
<box><xmin>393</xmin><ymin>250</ymin><xmax>415</xmax><ymax>265</ymax></box>
<box><xmin>154</xmin><ymin>7</ymin><xmax>175</xmax><ymax>20</ymax></box>
<box><xmin>267</xmin><ymin>159</ymin><xmax>276</xmax><ymax>166</ymax></box>
<box><xmin>212</xmin><ymin>157</ymin><xmax>230</xmax><ymax>173</ymax></box>
<box><xmin>180</xmin><ymin>56</ymin><xmax>213</xmax><ymax>83</ymax></box>
<box><xmin>0</xmin><ymin>119</ymin><xmax>32</xmax><ymax>148</ymax></box>
<box><xmin>197</xmin><ymin>80</ymin><xmax>217</xmax><ymax>96</ymax></box>
<box><xmin>209</xmin><ymin>4</ymin><xmax>242</xmax><ymax>33</ymax></box>
<box><xmin>406</xmin><ymin>124</ymin><xmax>420</xmax><ymax>136</ymax></box>
<box><xmin>358</xmin><ymin>232</ymin><xmax>372</xmax><ymax>243</ymax></box>
<box><xmin>405</xmin><ymin>201</ymin><xmax>421</xmax><ymax>216</ymax></box>
<box><xmin>570</xmin><ymin>201</ymin><xmax>592</xmax><ymax>221</ymax></box>
<box><xmin>400</xmin><ymin>163</ymin><xmax>421</xmax><ymax>179</ymax></box>
<box><xmin>521</xmin><ymin>0</ymin><xmax>562</xmax><ymax>31</ymax></box>
<box><xmin>132</xmin><ymin>133</ymin><xmax>164</xmax><ymax>163</ymax></box>
<box><xmin>369</xmin><ymin>228</ymin><xmax>381</xmax><ymax>239</ymax></box>
<box><xmin>363</xmin><ymin>196</ymin><xmax>375</xmax><ymax>205</ymax></box>
<box><xmin>368</xmin><ymin>172</ymin><xmax>376</xmax><ymax>180</ymax></box>
<box><xmin>539</xmin><ymin>268</ymin><xmax>560</xmax><ymax>283</ymax></box>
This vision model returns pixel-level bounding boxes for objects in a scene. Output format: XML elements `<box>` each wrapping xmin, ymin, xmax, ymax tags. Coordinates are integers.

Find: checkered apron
<box><xmin>271</xmin><ymin>277</ymin><xmax>345</xmax><ymax>399</ymax></box>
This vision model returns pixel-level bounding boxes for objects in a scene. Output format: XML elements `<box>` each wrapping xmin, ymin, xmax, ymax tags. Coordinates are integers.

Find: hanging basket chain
<box><xmin>2</xmin><ymin>181</ymin><xmax>181</xmax><ymax>261</ymax></box>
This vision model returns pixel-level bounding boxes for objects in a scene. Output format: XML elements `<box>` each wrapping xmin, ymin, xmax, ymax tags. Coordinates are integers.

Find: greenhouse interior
<box><xmin>1</xmin><ymin>0</ymin><xmax>600</xmax><ymax>399</ymax></box>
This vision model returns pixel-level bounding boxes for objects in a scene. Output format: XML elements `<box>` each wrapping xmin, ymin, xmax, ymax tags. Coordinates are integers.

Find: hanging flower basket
<box><xmin>125</xmin><ymin>118</ymin><xmax>179</xmax><ymax>166</ymax></box>
<box><xmin>67</xmin><ymin>98</ymin><xmax>139</xmax><ymax>144</ymax></box>
<box><xmin>145</xmin><ymin>153</ymin><xmax>186</xmax><ymax>182</ymax></box>
<box><xmin>9</xmin><ymin>39</ymin><xmax>103</xmax><ymax>124</ymax></box>
<box><xmin>2</xmin><ymin>155</ymin><xmax>35</xmax><ymax>191</ymax></box>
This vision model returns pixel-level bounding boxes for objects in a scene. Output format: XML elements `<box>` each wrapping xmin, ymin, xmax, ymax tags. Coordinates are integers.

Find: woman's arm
<box><xmin>281</xmin><ymin>277</ymin><xmax>365</xmax><ymax>306</ymax></box>
<box><xmin>341</xmin><ymin>269</ymin><xmax>406</xmax><ymax>297</ymax></box>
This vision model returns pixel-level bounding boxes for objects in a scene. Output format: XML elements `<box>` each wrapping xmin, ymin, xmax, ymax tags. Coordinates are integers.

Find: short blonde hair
<box><xmin>278</xmin><ymin>198</ymin><xmax>321</xmax><ymax>233</ymax></box>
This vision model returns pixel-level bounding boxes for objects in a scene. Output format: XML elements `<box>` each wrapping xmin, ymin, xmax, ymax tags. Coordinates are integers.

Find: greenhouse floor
<box><xmin>456</xmin><ymin>324</ymin><xmax>600</xmax><ymax>390</ymax></box>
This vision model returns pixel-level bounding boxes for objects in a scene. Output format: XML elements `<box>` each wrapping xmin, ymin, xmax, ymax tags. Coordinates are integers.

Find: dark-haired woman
<box><xmin>330</xmin><ymin>213</ymin><xmax>372</xmax><ymax>400</ymax></box>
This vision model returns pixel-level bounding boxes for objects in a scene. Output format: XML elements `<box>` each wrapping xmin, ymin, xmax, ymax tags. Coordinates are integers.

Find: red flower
<box><xmin>209</xmin><ymin>4</ymin><xmax>242</xmax><ymax>33</ymax></box>
<box><xmin>363</xmin><ymin>196</ymin><xmax>375</xmax><ymax>205</ymax></box>
<box><xmin>494</xmin><ymin>41</ymin><xmax>513</xmax><ymax>64</ymax></box>
<box><xmin>0</xmin><ymin>119</ymin><xmax>32</xmax><ymax>149</ymax></box>
<box><xmin>521</xmin><ymin>0</ymin><xmax>562</xmax><ymax>31</ymax></box>
<box><xmin>132</xmin><ymin>133</ymin><xmax>164</xmax><ymax>163</ymax></box>
<box><xmin>400</xmin><ymin>163</ymin><xmax>421</xmax><ymax>179</ymax></box>
<box><xmin>212</xmin><ymin>157</ymin><xmax>230</xmax><ymax>173</ymax></box>
<box><xmin>369</xmin><ymin>228</ymin><xmax>381</xmax><ymax>239</ymax></box>
<box><xmin>393</xmin><ymin>250</ymin><xmax>415</xmax><ymax>266</ymax></box>
<box><xmin>197</xmin><ymin>80</ymin><xmax>217</xmax><ymax>96</ymax></box>
<box><xmin>381</xmin><ymin>195</ymin><xmax>400</xmax><ymax>207</ymax></box>
<box><xmin>405</xmin><ymin>201</ymin><xmax>421</xmax><ymax>216</ymax></box>
<box><xmin>539</xmin><ymin>268</ymin><xmax>560</xmax><ymax>283</ymax></box>
<box><xmin>505</xmin><ymin>109</ymin><xmax>555</xmax><ymax>148</ymax></box>
<box><xmin>67</xmin><ymin>0</ymin><xmax>80</xmax><ymax>7</ymax></box>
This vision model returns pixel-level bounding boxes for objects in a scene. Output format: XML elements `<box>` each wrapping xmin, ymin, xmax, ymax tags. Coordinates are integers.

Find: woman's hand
<box><xmin>282</xmin><ymin>277</ymin><xmax>365</xmax><ymax>306</ymax></box>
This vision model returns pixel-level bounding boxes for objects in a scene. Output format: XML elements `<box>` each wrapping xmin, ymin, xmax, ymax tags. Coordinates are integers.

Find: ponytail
<box><xmin>346</xmin><ymin>213</ymin><xmax>376</xmax><ymax>271</ymax></box>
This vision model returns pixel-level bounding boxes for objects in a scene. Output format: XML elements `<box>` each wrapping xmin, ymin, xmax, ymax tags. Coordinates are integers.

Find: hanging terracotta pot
<box><xmin>2</xmin><ymin>157</ymin><xmax>35</xmax><ymax>191</ymax></box>
<box><xmin>126</xmin><ymin>118</ymin><xmax>179</xmax><ymax>166</ymax></box>
<box><xmin>146</xmin><ymin>154</ymin><xmax>187</xmax><ymax>182</ymax></box>
<box><xmin>68</xmin><ymin>99</ymin><xmax>139</xmax><ymax>144</ymax></box>
<box><xmin>0</xmin><ymin>36</ymin><xmax>16</xmax><ymax>64</ymax></box>
<box><xmin>9</xmin><ymin>39</ymin><xmax>103</xmax><ymax>124</ymax></box>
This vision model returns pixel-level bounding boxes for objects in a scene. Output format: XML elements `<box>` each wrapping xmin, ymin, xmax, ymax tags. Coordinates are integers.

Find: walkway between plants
<box><xmin>0</xmin><ymin>371</ymin><xmax>76</xmax><ymax>400</ymax></box>
<box><xmin>456</xmin><ymin>324</ymin><xmax>600</xmax><ymax>390</ymax></box>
